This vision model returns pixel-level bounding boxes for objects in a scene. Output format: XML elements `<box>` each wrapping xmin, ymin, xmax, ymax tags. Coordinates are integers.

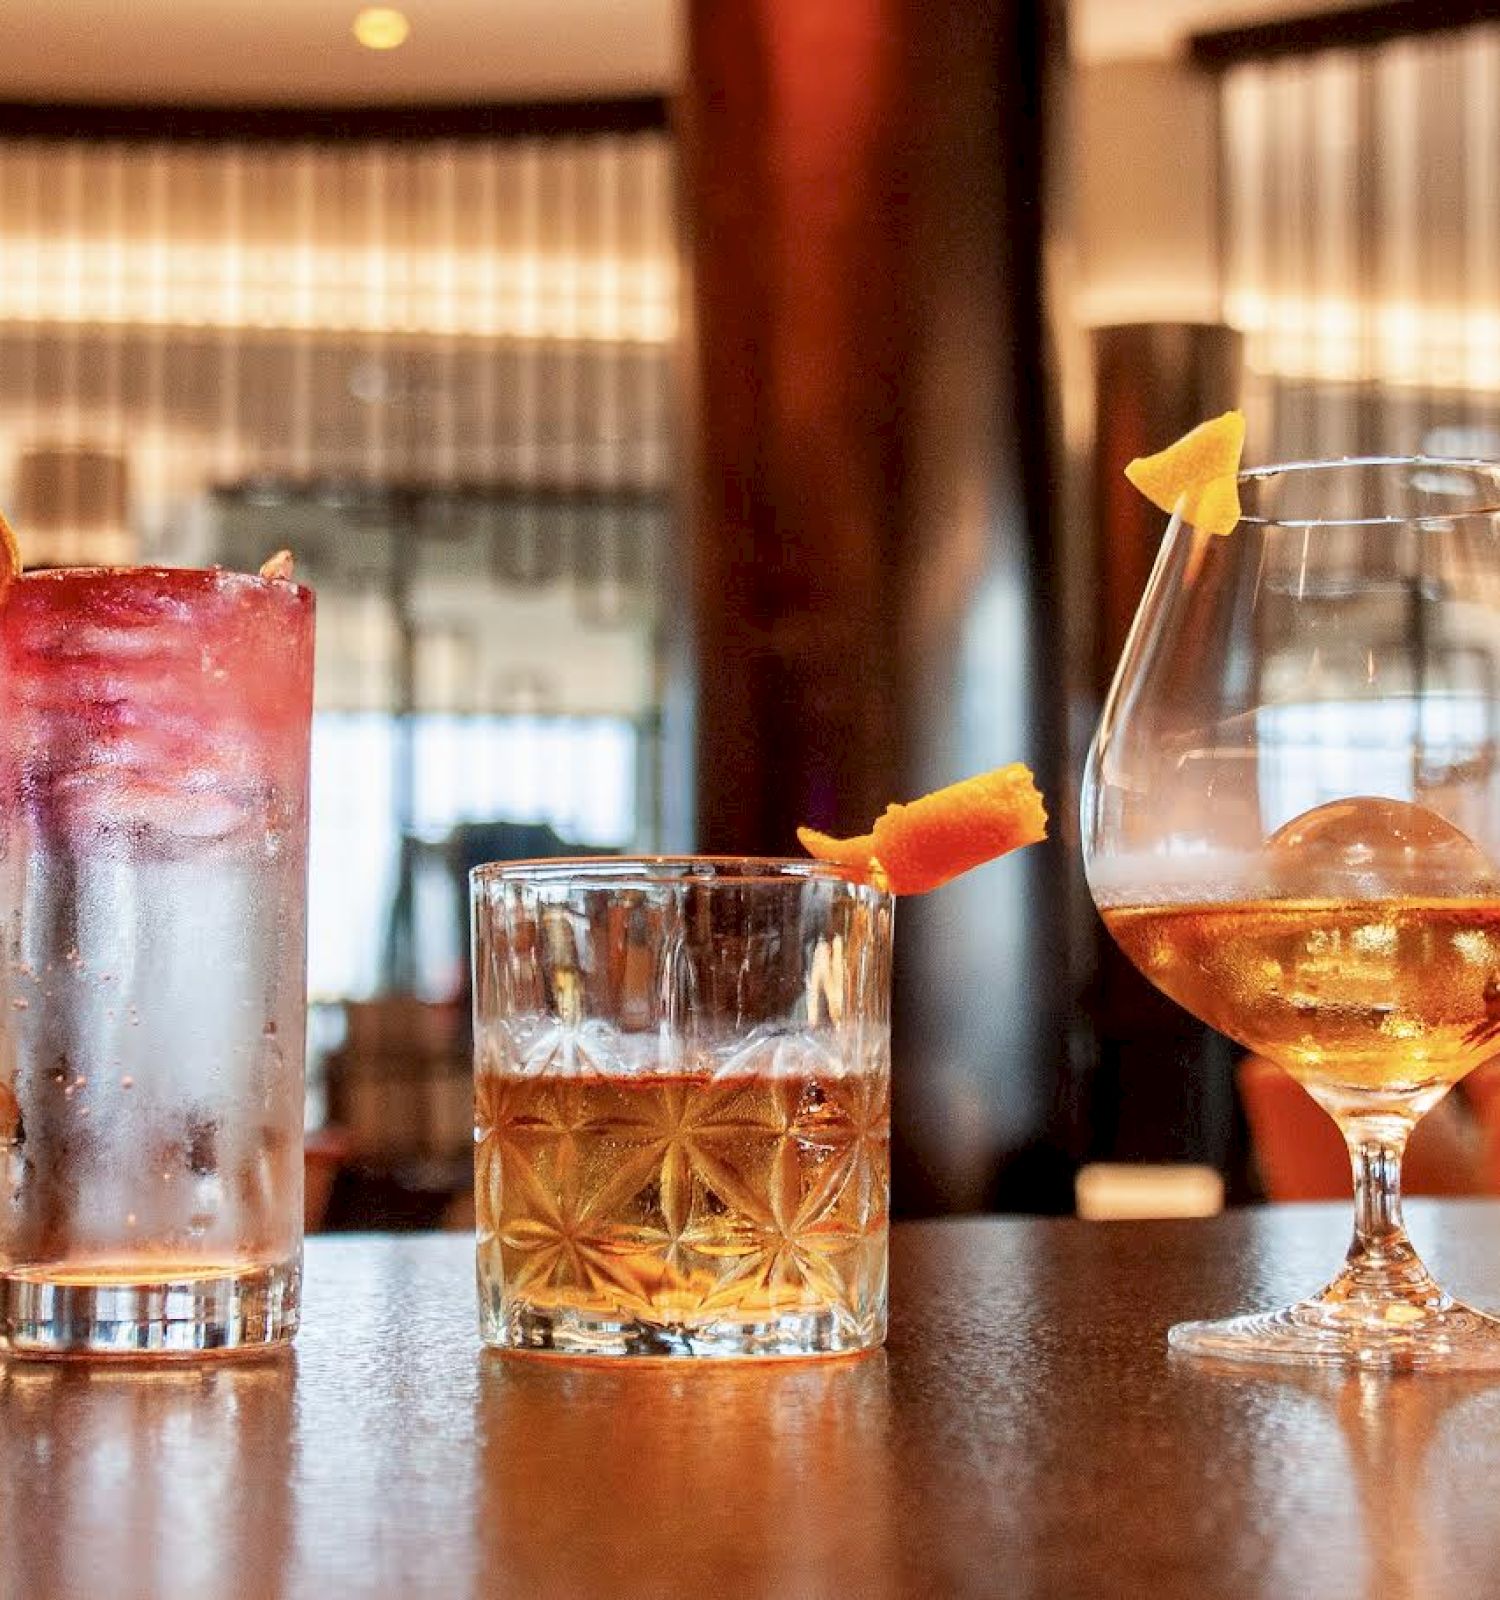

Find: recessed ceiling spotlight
<box><xmin>353</xmin><ymin>7</ymin><xmax>410</xmax><ymax>50</ymax></box>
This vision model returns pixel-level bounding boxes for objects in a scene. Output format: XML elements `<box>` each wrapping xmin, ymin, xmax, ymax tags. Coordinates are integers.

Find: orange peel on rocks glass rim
<box><xmin>798</xmin><ymin>763</ymin><xmax>1047</xmax><ymax>894</ymax></box>
<box><xmin>1124</xmin><ymin>408</ymin><xmax>1246</xmax><ymax>537</ymax></box>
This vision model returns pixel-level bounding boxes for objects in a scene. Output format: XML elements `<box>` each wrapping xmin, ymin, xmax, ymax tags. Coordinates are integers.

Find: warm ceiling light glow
<box><xmin>353</xmin><ymin>7</ymin><xmax>410</xmax><ymax>50</ymax></box>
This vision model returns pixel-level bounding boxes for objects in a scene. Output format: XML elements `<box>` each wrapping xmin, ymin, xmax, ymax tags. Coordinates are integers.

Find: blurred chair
<box><xmin>320</xmin><ymin>998</ymin><xmax>472</xmax><ymax>1228</ymax></box>
<box><xmin>304</xmin><ymin>1126</ymin><xmax>352</xmax><ymax>1233</ymax></box>
<box><xmin>326</xmin><ymin>999</ymin><xmax>471</xmax><ymax>1168</ymax></box>
<box><xmin>1238</xmin><ymin>1055</ymin><xmax>1498</xmax><ymax>1200</ymax></box>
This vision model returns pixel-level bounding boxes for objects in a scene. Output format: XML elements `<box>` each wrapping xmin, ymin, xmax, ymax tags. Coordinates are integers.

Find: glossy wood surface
<box><xmin>7</xmin><ymin>1208</ymin><xmax>1500</xmax><ymax>1598</ymax></box>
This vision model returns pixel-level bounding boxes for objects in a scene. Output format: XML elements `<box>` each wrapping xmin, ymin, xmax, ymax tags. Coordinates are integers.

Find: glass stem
<box><xmin>1335</xmin><ymin>1115</ymin><xmax>1440</xmax><ymax>1304</ymax></box>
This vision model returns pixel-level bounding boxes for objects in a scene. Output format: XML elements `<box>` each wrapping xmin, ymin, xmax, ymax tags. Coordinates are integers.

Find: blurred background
<box><xmin>0</xmin><ymin>0</ymin><xmax>1493</xmax><ymax>1226</ymax></box>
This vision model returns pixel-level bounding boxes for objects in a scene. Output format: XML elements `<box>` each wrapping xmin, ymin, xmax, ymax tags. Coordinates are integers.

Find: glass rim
<box><xmin>470</xmin><ymin>854</ymin><xmax>883</xmax><ymax>891</ymax></box>
<box><xmin>1234</xmin><ymin>455</ymin><xmax>1500</xmax><ymax>529</ymax></box>
<box><xmin>11</xmin><ymin>563</ymin><xmax>314</xmax><ymax>601</ymax></box>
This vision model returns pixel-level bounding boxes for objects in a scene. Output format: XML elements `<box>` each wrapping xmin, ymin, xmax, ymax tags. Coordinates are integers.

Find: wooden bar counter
<box><xmin>6</xmin><ymin>1207</ymin><xmax>1500</xmax><ymax>1597</ymax></box>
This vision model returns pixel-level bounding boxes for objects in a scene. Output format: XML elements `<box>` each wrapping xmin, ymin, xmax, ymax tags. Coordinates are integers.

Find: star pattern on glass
<box><xmin>474</xmin><ymin>1065</ymin><xmax>890</xmax><ymax>1325</ymax></box>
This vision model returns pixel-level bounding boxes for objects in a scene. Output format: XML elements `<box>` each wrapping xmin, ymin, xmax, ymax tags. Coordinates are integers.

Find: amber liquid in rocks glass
<box><xmin>472</xmin><ymin>860</ymin><xmax>892</xmax><ymax>1358</ymax></box>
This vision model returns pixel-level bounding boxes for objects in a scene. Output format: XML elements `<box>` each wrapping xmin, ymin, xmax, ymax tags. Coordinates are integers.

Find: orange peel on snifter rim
<box><xmin>1124</xmin><ymin>408</ymin><xmax>1246</xmax><ymax>537</ymax></box>
<box><xmin>798</xmin><ymin>763</ymin><xmax>1048</xmax><ymax>894</ymax></box>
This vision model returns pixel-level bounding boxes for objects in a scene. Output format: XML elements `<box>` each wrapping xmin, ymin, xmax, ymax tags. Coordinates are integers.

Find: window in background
<box><xmin>0</xmin><ymin>129</ymin><xmax>679</xmax><ymax>1012</ymax></box>
<box><xmin>209</xmin><ymin>480</ymin><xmax>668</xmax><ymax>1002</ymax></box>
<box><xmin>308</xmin><ymin>711</ymin><xmax>639</xmax><ymax>1002</ymax></box>
<box><xmin>1220</xmin><ymin>25</ymin><xmax>1500</xmax><ymax>459</ymax></box>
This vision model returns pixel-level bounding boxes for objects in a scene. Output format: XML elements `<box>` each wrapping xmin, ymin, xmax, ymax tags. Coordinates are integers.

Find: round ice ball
<box><xmin>1264</xmin><ymin>796</ymin><xmax>1496</xmax><ymax>898</ymax></box>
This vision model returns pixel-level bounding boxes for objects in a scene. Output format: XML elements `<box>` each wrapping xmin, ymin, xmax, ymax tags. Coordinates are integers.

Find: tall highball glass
<box><xmin>1084</xmin><ymin>458</ymin><xmax>1500</xmax><ymax>1368</ymax></box>
<box><xmin>0</xmin><ymin>568</ymin><xmax>315</xmax><ymax>1356</ymax></box>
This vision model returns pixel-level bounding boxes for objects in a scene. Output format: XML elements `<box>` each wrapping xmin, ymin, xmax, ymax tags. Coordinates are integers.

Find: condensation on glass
<box><xmin>0</xmin><ymin>567</ymin><xmax>315</xmax><ymax>1356</ymax></box>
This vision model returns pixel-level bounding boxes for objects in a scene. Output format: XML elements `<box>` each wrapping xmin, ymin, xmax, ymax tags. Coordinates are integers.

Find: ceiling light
<box><xmin>352</xmin><ymin>8</ymin><xmax>410</xmax><ymax>50</ymax></box>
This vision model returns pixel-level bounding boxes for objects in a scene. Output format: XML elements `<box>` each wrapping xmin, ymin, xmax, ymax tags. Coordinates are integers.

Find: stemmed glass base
<box><xmin>1174</xmin><ymin>1114</ymin><xmax>1500</xmax><ymax>1370</ymax></box>
<box><xmin>1170</xmin><ymin>1285</ymin><xmax>1500</xmax><ymax>1371</ymax></box>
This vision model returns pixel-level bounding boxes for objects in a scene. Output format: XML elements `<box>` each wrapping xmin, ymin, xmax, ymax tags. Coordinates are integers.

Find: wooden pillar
<box><xmin>681</xmin><ymin>0</ymin><xmax>1069</xmax><ymax>1210</ymax></box>
<box><xmin>681</xmin><ymin>1</ymin><xmax>907</xmax><ymax>847</ymax></box>
<box><xmin>1086</xmin><ymin>323</ymin><xmax>1253</xmax><ymax>1190</ymax></box>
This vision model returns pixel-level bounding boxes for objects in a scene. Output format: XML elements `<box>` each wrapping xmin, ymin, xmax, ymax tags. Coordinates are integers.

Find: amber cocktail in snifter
<box><xmin>0</xmin><ymin>555</ymin><xmax>314</xmax><ymax>1357</ymax></box>
<box><xmin>1085</xmin><ymin>434</ymin><xmax>1500</xmax><ymax>1368</ymax></box>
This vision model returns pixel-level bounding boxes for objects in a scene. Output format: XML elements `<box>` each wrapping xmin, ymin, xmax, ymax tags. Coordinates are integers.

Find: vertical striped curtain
<box><xmin>1221</xmin><ymin>26</ymin><xmax>1500</xmax><ymax>462</ymax></box>
<box><xmin>0</xmin><ymin>133</ymin><xmax>676</xmax><ymax>551</ymax></box>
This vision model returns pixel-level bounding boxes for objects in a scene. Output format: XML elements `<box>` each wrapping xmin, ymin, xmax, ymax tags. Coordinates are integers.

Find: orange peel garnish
<box><xmin>0</xmin><ymin>509</ymin><xmax>19</xmax><ymax>597</ymax></box>
<box><xmin>259</xmin><ymin>549</ymin><xmax>296</xmax><ymax>581</ymax></box>
<box><xmin>1124</xmin><ymin>409</ymin><xmax>1245</xmax><ymax>537</ymax></box>
<box><xmin>798</xmin><ymin>763</ymin><xmax>1047</xmax><ymax>894</ymax></box>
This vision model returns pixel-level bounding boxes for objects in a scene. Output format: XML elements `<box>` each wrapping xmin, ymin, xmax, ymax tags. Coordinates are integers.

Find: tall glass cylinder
<box><xmin>472</xmin><ymin>859</ymin><xmax>893</xmax><ymax>1359</ymax></box>
<box><xmin>0</xmin><ymin>567</ymin><xmax>315</xmax><ymax>1356</ymax></box>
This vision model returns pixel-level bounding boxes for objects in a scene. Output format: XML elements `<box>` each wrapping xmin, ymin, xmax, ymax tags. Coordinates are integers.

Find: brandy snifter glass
<box><xmin>1083</xmin><ymin>457</ymin><xmax>1500</xmax><ymax>1368</ymax></box>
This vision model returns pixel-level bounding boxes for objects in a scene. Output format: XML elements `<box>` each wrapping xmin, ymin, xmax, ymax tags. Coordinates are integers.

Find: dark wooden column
<box><xmin>681</xmin><ymin>0</ymin><xmax>1070</xmax><ymax>1211</ymax></box>
<box><xmin>680</xmin><ymin>2</ymin><xmax>906</xmax><ymax>846</ymax></box>
<box><xmin>1085</xmin><ymin>323</ymin><xmax>1254</xmax><ymax>1192</ymax></box>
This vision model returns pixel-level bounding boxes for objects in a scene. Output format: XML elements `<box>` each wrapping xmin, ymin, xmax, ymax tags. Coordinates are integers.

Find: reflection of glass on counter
<box><xmin>478</xmin><ymin>1352</ymin><xmax>900</xmax><ymax>1593</ymax></box>
<box><xmin>1188</xmin><ymin>1359</ymin><xmax>1500</xmax><ymax>1600</ymax></box>
<box><xmin>0</xmin><ymin>1357</ymin><xmax>295</xmax><ymax>1595</ymax></box>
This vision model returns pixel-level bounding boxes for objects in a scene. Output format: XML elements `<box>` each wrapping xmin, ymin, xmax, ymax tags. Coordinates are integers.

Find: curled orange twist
<box><xmin>798</xmin><ymin>763</ymin><xmax>1047</xmax><ymax>894</ymax></box>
